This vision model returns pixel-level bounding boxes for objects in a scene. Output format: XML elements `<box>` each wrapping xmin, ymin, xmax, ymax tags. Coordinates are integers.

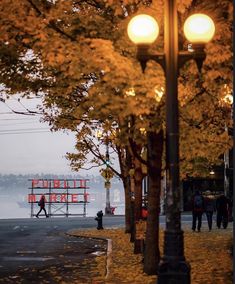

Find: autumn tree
<box><xmin>0</xmin><ymin>0</ymin><xmax>232</xmax><ymax>275</ymax></box>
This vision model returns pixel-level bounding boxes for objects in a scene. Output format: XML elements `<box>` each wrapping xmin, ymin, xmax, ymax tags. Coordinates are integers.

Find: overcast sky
<box><xmin>0</xmin><ymin>95</ymin><xmax>96</xmax><ymax>175</ymax></box>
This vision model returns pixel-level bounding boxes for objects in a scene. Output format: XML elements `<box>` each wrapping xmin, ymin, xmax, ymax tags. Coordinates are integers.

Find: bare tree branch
<box><xmin>83</xmin><ymin>136</ymin><xmax>121</xmax><ymax>177</ymax></box>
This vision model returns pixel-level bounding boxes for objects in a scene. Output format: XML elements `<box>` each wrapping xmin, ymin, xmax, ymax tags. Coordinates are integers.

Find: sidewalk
<box><xmin>68</xmin><ymin>223</ymin><xmax>233</xmax><ymax>284</ymax></box>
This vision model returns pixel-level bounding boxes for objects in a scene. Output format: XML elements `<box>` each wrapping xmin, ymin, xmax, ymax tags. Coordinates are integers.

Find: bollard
<box><xmin>95</xmin><ymin>210</ymin><xmax>104</xmax><ymax>230</ymax></box>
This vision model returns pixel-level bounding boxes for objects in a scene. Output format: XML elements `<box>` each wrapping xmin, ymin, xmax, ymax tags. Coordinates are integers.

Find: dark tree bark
<box><xmin>134</xmin><ymin>159</ymin><xmax>143</xmax><ymax>221</ymax></box>
<box><xmin>117</xmin><ymin>146</ymin><xmax>132</xmax><ymax>233</ymax></box>
<box><xmin>133</xmin><ymin>156</ymin><xmax>145</xmax><ymax>253</ymax></box>
<box><xmin>144</xmin><ymin>129</ymin><xmax>163</xmax><ymax>275</ymax></box>
<box><xmin>123</xmin><ymin>176</ymin><xmax>131</xmax><ymax>233</ymax></box>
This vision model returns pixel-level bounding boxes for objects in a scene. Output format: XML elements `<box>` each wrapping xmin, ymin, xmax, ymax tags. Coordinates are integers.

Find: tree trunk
<box><xmin>134</xmin><ymin>178</ymin><xmax>142</xmax><ymax>220</ymax></box>
<box><xmin>117</xmin><ymin>145</ymin><xmax>132</xmax><ymax>233</ymax></box>
<box><xmin>123</xmin><ymin>176</ymin><xmax>131</xmax><ymax>233</ymax></box>
<box><xmin>133</xmin><ymin>157</ymin><xmax>144</xmax><ymax>253</ymax></box>
<box><xmin>144</xmin><ymin>129</ymin><xmax>163</xmax><ymax>275</ymax></box>
<box><xmin>134</xmin><ymin>157</ymin><xmax>143</xmax><ymax>221</ymax></box>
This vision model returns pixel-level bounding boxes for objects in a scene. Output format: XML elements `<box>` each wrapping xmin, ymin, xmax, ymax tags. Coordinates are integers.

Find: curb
<box><xmin>66</xmin><ymin>230</ymin><xmax>112</xmax><ymax>279</ymax></box>
<box><xmin>105</xmin><ymin>238</ymin><xmax>112</xmax><ymax>279</ymax></box>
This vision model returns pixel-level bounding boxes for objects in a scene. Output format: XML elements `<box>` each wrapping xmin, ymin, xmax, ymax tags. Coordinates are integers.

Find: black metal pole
<box><xmin>157</xmin><ymin>0</ymin><xmax>190</xmax><ymax>282</ymax></box>
<box><xmin>233</xmin><ymin>8</ymin><xmax>235</xmax><ymax>262</ymax></box>
<box><xmin>105</xmin><ymin>141</ymin><xmax>111</xmax><ymax>214</ymax></box>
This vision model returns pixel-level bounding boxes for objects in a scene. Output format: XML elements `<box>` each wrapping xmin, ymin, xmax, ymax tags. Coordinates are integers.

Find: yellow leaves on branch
<box><xmin>180</xmin><ymin>126</ymin><xmax>232</xmax><ymax>174</ymax></box>
<box><xmin>87</xmin><ymin>38</ymin><xmax>135</xmax><ymax>82</ymax></box>
<box><xmin>46</xmin><ymin>52</ymin><xmax>64</xmax><ymax>66</ymax></box>
<box><xmin>177</xmin><ymin>0</ymin><xmax>193</xmax><ymax>13</ymax></box>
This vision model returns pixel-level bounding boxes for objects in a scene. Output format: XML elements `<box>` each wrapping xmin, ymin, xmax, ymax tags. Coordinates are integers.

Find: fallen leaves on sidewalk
<box><xmin>71</xmin><ymin>225</ymin><xmax>232</xmax><ymax>284</ymax></box>
<box><xmin>184</xmin><ymin>227</ymin><xmax>233</xmax><ymax>284</ymax></box>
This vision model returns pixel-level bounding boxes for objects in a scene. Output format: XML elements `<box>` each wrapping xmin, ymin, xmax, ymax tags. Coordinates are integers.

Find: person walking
<box><xmin>36</xmin><ymin>195</ymin><xmax>49</xmax><ymax>218</ymax></box>
<box><xmin>192</xmin><ymin>190</ymin><xmax>204</xmax><ymax>232</ymax></box>
<box><xmin>227</xmin><ymin>197</ymin><xmax>233</xmax><ymax>222</ymax></box>
<box><xmin>216</xmin><ymin>194</ymin><xmax>229</xmax><ymax>229</ymax></box>
<box><xmin>204</xmin><ymin>190</ymin><xmax>215</xmax><ymax>231</ymax></box>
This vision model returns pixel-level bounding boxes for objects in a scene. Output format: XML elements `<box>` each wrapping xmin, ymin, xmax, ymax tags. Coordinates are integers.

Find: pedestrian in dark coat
<box><xmin>204</xmin><ymin>190</ymin><xmax>215</xmax><ymax>231</ymax></box>
<box><xmin>192</xmin><ymin>190</ymin><xmax>204</xmax><ymax>232</ymax></box>
<box><xmin>36</xmin><ymin>195</ymin><xmax>49</xmax><ymax>218</ymax></box>
<box><xmin>216</xmin><ymin>194</ymin><xmax>229</xmax><ymax>229</ymax></box>
<box><xmin>228</xmin><ymin>197</ymin><xmax>233</xmax><ymax>222</ymax></box>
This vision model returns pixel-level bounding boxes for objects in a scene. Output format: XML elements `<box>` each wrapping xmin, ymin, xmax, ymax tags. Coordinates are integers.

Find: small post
<box><xmin>95</xmin><ymin>210</ymin><xmax>104</xmax><ymax>230</ymax></box>
<box><xmin>30</xmin><ymin>180</ymin><xmax>34</xmax><ymax>218</ymax></box>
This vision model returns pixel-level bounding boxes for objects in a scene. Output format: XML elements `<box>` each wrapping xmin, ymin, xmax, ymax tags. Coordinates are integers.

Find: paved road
<box><xmin>0</xmin><ymin>214</ymin><xmax>196</xmax><ymax>283</ymax></box>
<box><xmin>0</xmin><ymin>216</ymin><xmax>124</xmax><ymax>275</ymax></box>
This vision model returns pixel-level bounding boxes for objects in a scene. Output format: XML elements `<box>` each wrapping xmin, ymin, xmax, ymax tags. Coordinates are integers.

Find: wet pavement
<box><xmin>0</xmin><ymin>215</ymin><xmax>197</xmax><ymax>283</ymax></box>
<box><xmin>0</xmin><ymin>235</ymin><xmax>107</xmax><ymax>283</ymax></box>
<box><xmin>0</xmin><ymin>217</ymin><xmax>122</xmax><ymax>283</ymax></box>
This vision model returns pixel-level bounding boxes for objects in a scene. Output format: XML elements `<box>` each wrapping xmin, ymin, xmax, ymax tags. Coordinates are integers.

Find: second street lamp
<box><xmin>97</xmin><ymin>130</ymin><xmax>114</xmax><ymax>215</ymax></box>
<box><xmin>221</xmin><ymin>91</ymin><xmax>233</xmax><ymax>198</ymax></box>
<box><xmin>127</xmin><ymin>1</ymin><xmax>215</xmax><ymax>283</ymax></box>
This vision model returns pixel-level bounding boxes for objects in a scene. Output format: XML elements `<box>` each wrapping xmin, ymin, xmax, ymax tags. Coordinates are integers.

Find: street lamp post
<box><xmin>97</xmin><ymin>131</ymin><xmax>114</xmax><ymax>215</ymax></box>
<box><xmin>221</xmin><ymin>92</ymin><xmax>233</xmax><ymax>197</ymax></box>
<box><xmin>127</xmin><ymin>1</ymin><xmax>215</xmax><ymax>283</ymax></box>
<box><xmin>104</xmin><ymin>142</ymin><xmax>112</xmax><ymax>214</ymax></box>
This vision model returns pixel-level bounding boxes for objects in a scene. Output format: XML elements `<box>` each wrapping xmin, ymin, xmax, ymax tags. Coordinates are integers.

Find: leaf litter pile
<box><xmin>70</xmin><ymin>225</ymin><xmax>232</xmax><ymax>284</ymax></box>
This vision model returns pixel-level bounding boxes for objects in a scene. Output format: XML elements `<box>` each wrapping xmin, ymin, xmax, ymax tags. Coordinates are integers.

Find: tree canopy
<box><xmin>0</xmin><ymin>0</ymin><xmax>233</xmax><ymax>177</ymax></box>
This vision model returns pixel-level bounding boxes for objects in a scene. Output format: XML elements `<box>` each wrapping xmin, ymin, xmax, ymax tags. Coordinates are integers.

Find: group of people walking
<box><xmin>192</xmin><ymin>190</ymin><xmax>232</xmax><ymax>232</ymax></box>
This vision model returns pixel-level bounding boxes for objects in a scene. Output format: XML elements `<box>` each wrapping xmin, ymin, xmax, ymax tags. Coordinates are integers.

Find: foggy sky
<box><xmin>0</xmin><ymin>95</ymin><xmax>87</xmax><ymax>175</ymax></box>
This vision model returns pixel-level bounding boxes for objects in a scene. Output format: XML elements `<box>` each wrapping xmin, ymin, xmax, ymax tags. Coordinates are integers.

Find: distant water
<box><xmin>0</xmin><ymin>192</ymin><xmax>125</xmax><ymax>219</ymax></box>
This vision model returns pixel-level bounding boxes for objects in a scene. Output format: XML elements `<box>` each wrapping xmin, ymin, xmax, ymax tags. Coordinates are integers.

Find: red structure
<box><xmin>28</xmin><ymin>179</ymin><xmax>89</xmax><ymax>217</ymax></box>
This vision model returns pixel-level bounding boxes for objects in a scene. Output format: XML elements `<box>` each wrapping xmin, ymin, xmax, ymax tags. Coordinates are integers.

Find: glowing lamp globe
<box><xmin>183</xmin><ymin>14</ymin><xmax>215</xmax><ymax>44</ymax></box>
<box><xmin>127</xmin><ymin>14</ymin><xmax>159</xmax><ymax>45</ymax></box>
<box><xmin>223</xmin><ymin>94</ymin><xmax>233</xmax><ymax>105</ymax></box>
